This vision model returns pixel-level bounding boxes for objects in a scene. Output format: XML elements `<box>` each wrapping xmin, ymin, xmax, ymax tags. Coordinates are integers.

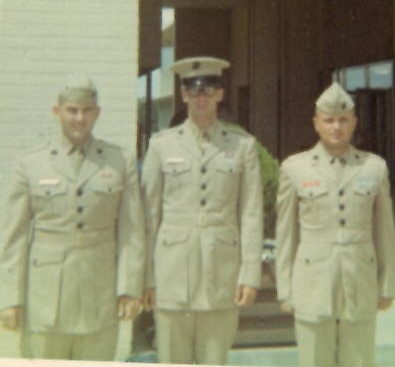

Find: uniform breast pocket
<box><xmin>27</xmin><ymin>247</ymin><xmax>65</xmax><ymax>326</ymax></box>
<box><xmin>91</xmin><ymin>181</ymin><xmax>123</xmax><ymax>217</ymax></box>
<box><xmin>298</xmin><ymin>184</ymin><xmax>330</xmax><ymax>225</ymax></box>
<box><xmin>353</xmin><ymin>182</ymin><xmax>376</xmax><ymax>221</ymax></box>
<box><xmin>162</xmin><ymin>161</ymin><xmax>192</xmax><ymax>198</ymax></box>
<box><xmin>30</xmin><ymin>181</ymin><xmax>68</xmax><ymax>215</ymax></box>
<box><xmin>214</xmin><ymin>162</ymin><xmax>241</xmax><ymax>203</ymax></box>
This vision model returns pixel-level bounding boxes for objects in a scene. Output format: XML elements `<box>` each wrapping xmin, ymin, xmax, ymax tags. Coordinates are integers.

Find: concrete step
<box><xmin>234</xmin><ymin>315</ymin><xmax>295</xmax><ymax>347</ymax></box>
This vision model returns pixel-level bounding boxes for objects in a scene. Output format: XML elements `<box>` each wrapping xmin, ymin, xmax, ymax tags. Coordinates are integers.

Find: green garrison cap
<box><xmin>171</xmin><ymin>56</ymin><xmax>230</xmax><ymax>88</ymax></box>
<box><xmin>58</xmin><ymin>74</ymin><xmax>98</xmax><ymax>104</ymax></box>
<box><xmin>316</xmin><ymin>82</ymin><xmax>355</xmax><ymax>115</ymax></box>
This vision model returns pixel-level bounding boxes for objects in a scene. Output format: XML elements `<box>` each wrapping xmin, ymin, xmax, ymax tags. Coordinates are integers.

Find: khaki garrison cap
<box><xmin>58</xmin><ymin>74</ymin><xmax>98</xmax><ymax>104</ymax></box>
<box><xmin>171</xmin><ymin>56</ymin><xmax>230</xmax><ymax>88</ymax></box>
<box><xmin>316</xmin><ymin>82</ymin><xmax>355</xmax><ymax>115</ymax></box>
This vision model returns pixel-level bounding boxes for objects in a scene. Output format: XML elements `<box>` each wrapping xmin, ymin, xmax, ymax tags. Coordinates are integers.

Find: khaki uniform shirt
<box><xmin>276</xmin><ymin>142</ymin><xmax>395</xmax><ymax>322</ymax></box>
<box><xmin>0</xmin><ymin>136</ymin><xmax>145</xmax><ymax>334</ymax></box>
<box><xmin>142</xmin><ymin>120</ymin><xmax>263</xmax><ymax>310</ymax></box>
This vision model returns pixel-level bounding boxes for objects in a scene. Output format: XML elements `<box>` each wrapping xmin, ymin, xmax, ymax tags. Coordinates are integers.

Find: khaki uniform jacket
<box><xmin>0</xmin><ymin>137</ymin><xmax>145</xmax><ymax>333</ymax></box>
<box><xmin>276</xmin><ymin>142</ymin><xmax>395</xmax><ymax>322</ymax></box>
<box><xmin>142</xmin><ymin>120</ymin><xmax>263</xmax><ymax>310</ymax></box>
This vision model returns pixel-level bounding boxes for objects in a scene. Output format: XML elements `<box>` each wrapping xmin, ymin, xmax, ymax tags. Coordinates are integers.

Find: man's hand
<box><xmin>378</xmin><ymin>297</ymin><xmax>393</xmax><ymax>311</ymax></box>
<box><xmin>142</xmin><ymin>288</ymin><xmax>156</xmax><ymax>312</ymax></box>
<box><xmin>234</xmin><ymin>285</ymin><xmax>257</xmax><ymax>307</ymax></box>
<box><xmin>0</xmin><ymin>307</ymin><xmax>23</xmax><ymax>330</ymax></box>
<box><xmin>280</xmin><ymin>301</ymin><xmax>294</xmax><ymax>314</ymax></box>
<box><xmin>117</xmin><ymin>296</ymin><xmax>141</xmax><ymax>321</ymax></box>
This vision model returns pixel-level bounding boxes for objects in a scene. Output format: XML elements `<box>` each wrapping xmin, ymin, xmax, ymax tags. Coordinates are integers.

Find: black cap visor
<box><xmin>182</xmin><ymin>75</ymin><xmax>222</xmax><ymax>89</ymax></box>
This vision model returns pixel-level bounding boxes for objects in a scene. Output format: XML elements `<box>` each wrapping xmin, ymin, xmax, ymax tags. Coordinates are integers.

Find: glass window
<box><xmin>369</xmin><ymin>62</ymin><xmax>392</xmax><ymax>89</ymax></box>
<box><xmin>334</xmin><ymin>60</ymin><xmax>393</xmax><ymax>91</ymax></box>
<box><xmin>344</xmin><ymin>66</ymin><xmax>366</xmax><ymax>91</ymax></box>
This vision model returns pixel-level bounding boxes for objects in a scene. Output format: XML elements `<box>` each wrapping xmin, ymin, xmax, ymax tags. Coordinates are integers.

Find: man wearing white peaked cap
<box><xmin>141</xmin><ymin>56</ymin><xmax>263</xmax><ymax>365</ymax></box>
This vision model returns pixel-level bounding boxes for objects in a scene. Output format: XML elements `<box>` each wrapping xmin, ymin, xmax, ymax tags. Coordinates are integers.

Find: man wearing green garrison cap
<box><xmin>275</xmin><ymin>82</ymin><xmax>395</xmax><ymax>367</ymax></box>
<box><xmin>0</xmin><ymin>74</ymin><xmax>146</xmax><ymax>361</ymax></box>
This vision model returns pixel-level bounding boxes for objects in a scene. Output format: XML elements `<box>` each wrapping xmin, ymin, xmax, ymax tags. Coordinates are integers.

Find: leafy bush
<box><xmin>226</xmin><ymin>122</ymin><xmax>279</xmax><ymax>239</ymax></box>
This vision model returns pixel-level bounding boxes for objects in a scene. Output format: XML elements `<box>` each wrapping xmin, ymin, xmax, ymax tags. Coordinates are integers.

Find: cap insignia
<box><xmin>192</xmin><ymin>61</ymin><xmax>201</xmax><ymax>70</ymax></box>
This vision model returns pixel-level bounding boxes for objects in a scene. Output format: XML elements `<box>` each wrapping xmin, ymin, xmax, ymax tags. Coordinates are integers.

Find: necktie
<box><xmin>331</xmin><ymin>157</ymin><xmax>346</xmax><ymax>182</ymax></box>
<box><xmin>71</xmin><ymin>147</ymin><xmax>84</xmax><ymax>174</ymax></box>
<box><xmin>198</xmin><ymin>130</ymin><xmax>209</xmax><ymax>154</ymax></box>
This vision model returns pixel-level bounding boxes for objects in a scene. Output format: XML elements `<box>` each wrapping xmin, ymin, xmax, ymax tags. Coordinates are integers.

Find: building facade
<box><xmin>140</xmin><ymin>0</ymin><xmax>395</xmax><ymax>173</ymax></box>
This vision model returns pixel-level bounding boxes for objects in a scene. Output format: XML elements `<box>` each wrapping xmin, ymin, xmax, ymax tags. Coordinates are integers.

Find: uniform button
<box><xmin>77</xmin><ymin>206</ymin><xmax>84</xmax><ymax>213</ymax></box>
<box><xmin>76</xmin><ymin>188</ymin><xmax>84</xmax><ymax>196</ymax></box>
<box><xmin>46</xmin><ymin>190</ymin><xmax>51</xmax><ymax>196</ymax></box>
<box><xmin>77</xmin><ymin>222</ymin><xmax>84</xmax><ymax>229</ymax></box>
<box><xmin>339</xmin><ymin>219</ymin><xmax>346</xmax><ymax>226</ymax></box>
<box><xmin>339</xmin><ymin>204</ymin><xmax>345</xmax><ymax>211</ymax></box>
<box><xmin>201</xmin><ymin>183</ymin><xmax>207</xmax><ymax>190</ymax></box>
<box><xmin>305</xmin><ymin>258</ymin><xmax>310</xmax><ymax>264</ymax></box>
<box><xmin>338</xmin><ymin>189</ymin><xmax>344</xmax><ymax>196</ymax></box>
<box><xmin>200</xmin><ymin>199</ymin><xmax>206</xmax><ymax>206</ymax></box>
<box><xmin>201</xmin><ymin>166</ymin><xmax>207</xmax><ymax>174</ymax></box>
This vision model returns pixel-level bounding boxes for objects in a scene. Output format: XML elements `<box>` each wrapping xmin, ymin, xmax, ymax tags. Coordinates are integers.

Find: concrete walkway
<box><xmin>130</xmin><ymin>307</ymin><xmax>395</xmax><ymax>366</ymax></box>
<box><xmin>1</xmin><ymin>307</ymin><xmax>394</xmax><ymax>366</ymax></box>
<box><xmin>229</xmin><ymin>307</ymin><xmax>395</xmax><ymax>366</ymax></box>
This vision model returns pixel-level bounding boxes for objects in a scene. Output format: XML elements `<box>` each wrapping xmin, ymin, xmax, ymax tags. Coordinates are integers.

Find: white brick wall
<box><xmin>0</xmin><ymin>0</ymin><xmax>139</xmax><ymax>359</ymax></box>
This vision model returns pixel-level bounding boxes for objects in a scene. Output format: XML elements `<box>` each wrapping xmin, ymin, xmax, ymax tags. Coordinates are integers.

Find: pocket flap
<box><xmin>162</xmin><ymin>161</ymin><xmax>191</xmax><ymax>175</ymax></box>
<box><xmin>160</xmin><ymin>228</ymin><xmax>189</xmax><ymax>246</ymax></box>
<box><xmin>215</xmin><ymin>161</ymin><xmax>240</xmax><ymax>175</ymax></box>
<box><xmin>92</xmin><ymin>181</ymin><xmax>123</xmax><ymax>194</ymax></box>
<box><xmin>353</xmin><ymin>183</ymin><xmax>376</xmax><ymax>196</ymax></box>
<box><xmin>298</xmin><ymin>184</ymin><xmax>328</xmax><ymax>199</ymax></box>
<box><xmin>30</xmin><ymin>249</ymin><xmax>64</xmax><ymax>267</ymax></box>
<box><xmin>297</xmin><ymin>244</ymin><xmax>330</xmax><ymax>264</ymax></box>
<box><xmin>31</xmin><ymin>181</ymin><xmax>67</xmax><ymax>197</ymax></box>
<box><xmin>215</xmin><ymin>228</ymin><xmax>239</xmax><ymax>246</ymax></box>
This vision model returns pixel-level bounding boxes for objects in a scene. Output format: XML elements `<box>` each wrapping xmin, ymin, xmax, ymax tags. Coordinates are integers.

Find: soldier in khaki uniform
<box><xmin>0</xmin><ymin>75</ymin><xmax>145</xmax><ymax>360</ymax></box>
<box><xmin>141</xmin><ymin>57</ymin><xmax>263</xmax><ymax>365</ymax></box>
<box><xmin>275</xmin><ymin>82</ymin><xmax>395</xmax><ymax>367</ymax></box>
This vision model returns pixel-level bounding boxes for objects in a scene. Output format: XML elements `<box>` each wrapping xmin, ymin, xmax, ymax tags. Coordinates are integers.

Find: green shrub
<box><xmin>226</xmin><ymin>122</ymin><xmax>279</xmax><ymax>239</ymax></box>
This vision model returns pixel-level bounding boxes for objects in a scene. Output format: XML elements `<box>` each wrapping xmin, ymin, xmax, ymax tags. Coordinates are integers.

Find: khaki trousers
<box><xmin>22</xmin><ymin>325</ymin><xmax>118</xmax><ymax>361</ymax></box>
<box><xmin>155</xmin><ymin>308</ymin><xmax>238</xmax><ymax>365</ymax></box>
<box><xmin>295</xmin><ymin>318</ymin><xmax>375</xmax><ymax>367</ymax></box>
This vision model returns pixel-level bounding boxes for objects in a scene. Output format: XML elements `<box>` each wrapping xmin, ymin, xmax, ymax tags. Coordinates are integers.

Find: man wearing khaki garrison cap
<box><xmin>141</xmin><ymin>56</ymin><xmax>263</xmax><ymax>365</ymax></box>
<box><xmin>275</xmin><ymin>82</ymin><xmax>395</xmax><ymax>367</ymax></box>
<box><xmin>0</xmin><ymin>74</ymin><xmax>145</xmax><ymax>360</ymax></box>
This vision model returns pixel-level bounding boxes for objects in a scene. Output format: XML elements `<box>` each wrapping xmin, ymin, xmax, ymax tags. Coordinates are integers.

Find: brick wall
<box><xmin>0</xmin><ymin>0</ymin><xmax>139</xmax><ymax>359</ymax></box>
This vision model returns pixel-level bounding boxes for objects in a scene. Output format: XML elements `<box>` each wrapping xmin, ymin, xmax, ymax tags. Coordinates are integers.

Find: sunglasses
<box><xmin>184</xmin><ymin>85</ymin><xmax>219</xmax><ymax>97</ymax></box>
